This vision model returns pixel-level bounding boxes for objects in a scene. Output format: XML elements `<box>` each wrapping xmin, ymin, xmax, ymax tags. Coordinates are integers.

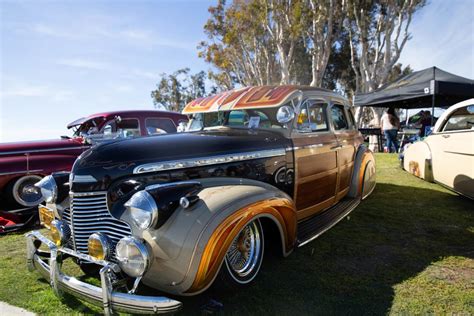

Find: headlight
<box><xmin>115</xmin><ymin>236</ymin><xmax>151</xmax><ymax>277</ymax></box>
<box><xmin>50</xmin><ymin>220</ymin><xmax>71</xmax><ymax>246</ymax></box>
<box><xmin>124</xmin><ymin>190</ymin><xmax>158</xmax><ymax>230</ymax></box>
<box><xmin>88</xmin><ymin>233</ymin><xmax>111</xmax><ymax>260</ymax></box>
<box><xmin>35</xmin><ymin>175</ymin><xmax>57</xmax><ymax>203</ymax></box>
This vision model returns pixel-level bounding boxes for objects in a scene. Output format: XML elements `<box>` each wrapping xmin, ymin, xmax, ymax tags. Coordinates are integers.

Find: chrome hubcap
<box><xmin>225</xmin><ymin>221</ymin><xmax>261</xmax><ymax>278</ymax></box>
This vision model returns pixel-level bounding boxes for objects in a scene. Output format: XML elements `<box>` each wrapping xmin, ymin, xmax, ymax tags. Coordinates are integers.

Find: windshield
<box><xmin>72</xmin><ymin>118</ymin><xmax>104</xmax><ymax>137</ymax></box>
<box><xmin>186</xmin><ymin>107</ymin><xmax>291</xmax><ymax>132</ymax></box>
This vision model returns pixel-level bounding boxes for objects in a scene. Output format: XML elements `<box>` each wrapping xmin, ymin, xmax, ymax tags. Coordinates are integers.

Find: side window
<box><xmin>331</xmin><ymin>104</ymin><xmax>349</xmax><ymax>130</ymax></box>
<box><xmin>442</xmin><ymin>105</ymin><xmax>474</xmax><ymax>132</ymax></box>
<box><xmin>297</xmin><ymin>100</ymin><xmax>328</xmax><ymax>132</ymax></box>
<box><xmin>116</xmin><ymin>119</ymin><xmax>140</xmax><ymax>137</ymax></box>
<box><xmin>146</xmin><ymin>118</ymin><xmax>177</xmax><ymax>135</ymax></box>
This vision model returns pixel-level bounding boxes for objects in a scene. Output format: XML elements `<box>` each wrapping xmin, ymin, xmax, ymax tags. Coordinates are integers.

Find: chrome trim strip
<box><xmin>72</xmin><ymin>175</ymin><xmax>98</xmax><ymax>183</ymax></box>
<box><xmin>133</xmin><ymin>149</ymin><xmax>286</xmax><ymax>174</ymax></box>
<box><xmin>145</xmin><ymin>180</ymin><xmax>201</xmax><ymax>191</ymax></box>
<box><xmin>0</xmin><ymin>146</ymin><xmax>86</xmax><ymax>156</ymax></box>
<box><xmin>0</xmin><ymin>169</ymin><xmax>44</xmax><ymax>176</ymax></box>
<box><xmin>70</xmin><ymin>191</ymin><xmax>108</xmax><ymax>197</ymax></box>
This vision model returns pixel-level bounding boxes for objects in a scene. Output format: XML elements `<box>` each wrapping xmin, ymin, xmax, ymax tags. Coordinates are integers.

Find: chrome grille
<box><xmin>65</xmin><ymin>192</ymin><xmax>132</xmax><ymax>259</ymax></box>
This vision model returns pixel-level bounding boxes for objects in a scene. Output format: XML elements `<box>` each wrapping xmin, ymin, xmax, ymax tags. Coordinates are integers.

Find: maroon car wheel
<box><xmin>10</xmin><ymin>175</ymin><xmax>44</xmax><ymax>207</ymax></box>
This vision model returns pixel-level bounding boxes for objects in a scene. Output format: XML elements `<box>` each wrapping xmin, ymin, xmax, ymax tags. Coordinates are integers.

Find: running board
<box><xmin>296</xmin><ymin>197</ymin><xmax>360</xmax><ymax>247</ymax></box>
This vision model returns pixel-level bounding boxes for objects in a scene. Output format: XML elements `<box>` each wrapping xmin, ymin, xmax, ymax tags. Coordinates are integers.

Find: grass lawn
<box><xmin>0</xmin><ymin>153</ymin><xmax>473</xmax><ymax>315</ymax></box>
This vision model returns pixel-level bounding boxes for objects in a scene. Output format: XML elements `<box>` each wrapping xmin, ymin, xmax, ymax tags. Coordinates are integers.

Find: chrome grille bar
<box><xmin>63</xmin><ymin>191</ymin><xmax>132</xmax><ymax>261</ymax></box>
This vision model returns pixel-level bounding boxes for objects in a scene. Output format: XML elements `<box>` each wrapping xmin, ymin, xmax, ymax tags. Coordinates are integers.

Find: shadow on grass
<box><xmin>33</xmin><ymin>182</ymin><xmax>472</xmax><ymax>315</ymax></box>
<box><xmin>175</xmin><ymin>183</ymin><xmax>473</xmax><ymax>315</ymax></box>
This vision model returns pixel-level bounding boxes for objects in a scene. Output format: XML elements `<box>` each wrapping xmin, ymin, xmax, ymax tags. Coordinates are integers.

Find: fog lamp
<box><xmin>88</xmin><ymin>233</ymin><xmax>111</xmax><ymax>260</ymax></box>
<box><xmin>50</xmin><ymin>220</ymin><xmax>71</xmax><ymax>246</ymax></box>
<box><xmin>115</xmin><ymin>236</ymin><xmax>151</xmax><ymax>277</ymax></box>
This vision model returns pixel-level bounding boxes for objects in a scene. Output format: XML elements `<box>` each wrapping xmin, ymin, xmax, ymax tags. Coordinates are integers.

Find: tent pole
<box><xmin>431</xmin><ymin>93</ymin><xmax>435</xmax><ymax>126</ymax></box>
<box><xmin>431</xmin><ymin>67</ymin><xmax>435</xmax><ymax>126</ymax></box>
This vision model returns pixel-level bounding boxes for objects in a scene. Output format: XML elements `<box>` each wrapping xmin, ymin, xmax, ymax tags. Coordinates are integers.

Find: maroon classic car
<box><xmin>0</xmin><ymin>110</ymin><xmax>187</xmax><ymax>209</ymax></box>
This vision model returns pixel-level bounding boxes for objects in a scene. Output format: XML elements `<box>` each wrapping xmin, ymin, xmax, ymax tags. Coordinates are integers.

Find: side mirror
<box><xmin>277</xmin><ymin>105</ymin><xmax>295</xmax><ymax>124</ymax></box>
<box><xmin>115</xmin><ymin>115</ymin><xmax>122</xmax><ymax>123</ymax></box>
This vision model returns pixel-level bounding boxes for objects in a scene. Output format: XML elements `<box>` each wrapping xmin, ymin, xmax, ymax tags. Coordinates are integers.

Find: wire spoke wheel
<box><xmin>223</xmin><ymin>219</ymin><xmax>264</xmax><ymax>284</ymax></box>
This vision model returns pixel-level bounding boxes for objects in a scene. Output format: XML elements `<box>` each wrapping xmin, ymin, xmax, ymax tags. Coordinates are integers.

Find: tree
<box><xmin>151</xmin><ymin>68</ymin><xmax>212</xmax><ymax>112</ymax></box>
<box><xmin>304</xmin><ymin>0</ymin><xmax>342</xmax><ymax>87</ymax></box>
<box><xmin>343</xmin><ymin>0</ymin><xmax>425</xmax><ymax>124</ymax></box>
<box><xmin>198</xmin><ymin>0</ymin><xmax>280</xmax><ymax>88</ymax></box>
<box><xmin>344</xmin><ymin>0</ymin><xmax>425</xmax><ymax>93</ymax></box>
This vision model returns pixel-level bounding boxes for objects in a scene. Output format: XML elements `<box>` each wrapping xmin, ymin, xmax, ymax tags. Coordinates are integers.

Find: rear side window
<box><xmin>331</xmin><ymin>104</ymin><xmax>349</xmax><ymax>130</ymax></box>
<box><xmin>117</xmin><ymin>119</ymin><xmax>140</xmax><ymax>137</ymax></box>
<box><xmin>442</xmin><ymin>105</ymin><xmax>474</xmax><ymax>132</ymax></box>
<box><xmin>146</xmin><ymin>118</ymin><xmax>177</xmax><ymax>135</ymax></box>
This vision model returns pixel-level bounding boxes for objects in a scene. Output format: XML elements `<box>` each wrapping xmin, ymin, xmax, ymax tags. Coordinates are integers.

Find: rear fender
<box><xmin>403</xmin><ymin>141</ymin><xmax>434</xmax><ymax>182</ymax></box>
<box><xmin>347</xmin><ymin>145</ymin><xmax>376</xmax><ymax>199</ymax></box>
<box><xmin>139</xmin><ymin>177</ymin><xmax>297</xmax><ymax>296</ymax></box>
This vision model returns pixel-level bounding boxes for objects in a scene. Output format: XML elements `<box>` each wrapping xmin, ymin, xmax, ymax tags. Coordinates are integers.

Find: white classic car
<box><xmin>403</xmin><ymin>99</ymin><xmax>474</xmax><ymax>199</ymax></box>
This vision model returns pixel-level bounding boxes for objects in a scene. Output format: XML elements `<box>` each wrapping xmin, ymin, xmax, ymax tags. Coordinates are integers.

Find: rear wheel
<box><xmin>7</xmin><ymin>175</ymin><xmax>44</xmax><ymax>208</ymax></box>
<box><xmin>217</xmin><ymin>219</ymin><xmax>264</xmax><ymax>288</ymax></box>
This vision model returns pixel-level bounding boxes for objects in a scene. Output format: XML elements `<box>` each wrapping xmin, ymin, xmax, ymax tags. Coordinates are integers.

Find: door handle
<box><xmin>331</xmin><ymin>145</ymin><xmax>342</xmax><ymax>150</ymax></box>
<box><xmin>442</xmin><ymin>134</ymin><xmax>450</xmax><ymax>138</ymax></box>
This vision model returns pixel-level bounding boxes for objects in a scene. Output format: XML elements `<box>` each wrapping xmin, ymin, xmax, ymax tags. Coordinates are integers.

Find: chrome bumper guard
<box><xmin>25</xmin><ymin>231</ymin><xmax>182</xmax><ymax>315</ymax></box>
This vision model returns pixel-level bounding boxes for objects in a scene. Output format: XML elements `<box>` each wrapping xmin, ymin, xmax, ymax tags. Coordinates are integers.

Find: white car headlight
<box><xmin>115</xmin><ymin>236</ymin><xmax>151</xmax><ymax>277</ymax></box>
<box><xmin>124</xmin><ymin>190</ymin><xmax>158</xmax><ymax>230</ymax></box>
<box><xmin>35</xmin><ymin>175</ymin><xmax>57</xmax><ymax>203</ymax></box>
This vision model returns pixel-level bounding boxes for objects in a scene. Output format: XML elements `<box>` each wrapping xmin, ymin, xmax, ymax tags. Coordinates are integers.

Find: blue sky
<box><xmin>1</xmin><ymin>0</ymin><xmax>473</xmax><ymax>142</ymax></box>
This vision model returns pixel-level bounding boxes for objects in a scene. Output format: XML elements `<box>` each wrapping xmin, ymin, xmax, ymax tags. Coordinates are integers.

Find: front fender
<box><xmin>139</xmin><ymin>178</ymin><xmax>297</xmax><ymax>296</ymax></box>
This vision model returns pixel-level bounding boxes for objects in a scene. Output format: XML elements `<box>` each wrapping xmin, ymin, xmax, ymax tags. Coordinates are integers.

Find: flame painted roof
<box><xmin>182</xmin><ymin>85</ymin><xmax>309</xmax><ymax>114</ymax></box>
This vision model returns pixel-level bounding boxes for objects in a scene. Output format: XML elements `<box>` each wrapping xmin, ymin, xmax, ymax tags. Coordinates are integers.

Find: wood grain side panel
<box><xmin>296</xmin><ymin>172</ymin><xmax>337</xmax><ymax>210</ymax></box>
<box><xmin>297</xmin><ymin>151</ymin><xmax>337</xmax><ymax>178</ymax></box>
<box><xmin>339</xmin><ymin>163</ymin><xmax>354</xmax><ymax>190</ymax></box>
<box><xmin>338</xmin><ymin>146</ymin><xmax>355</xmax><ymax>166</ymax></box>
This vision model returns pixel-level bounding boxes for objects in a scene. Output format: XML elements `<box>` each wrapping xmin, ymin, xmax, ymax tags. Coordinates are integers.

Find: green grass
<box><xmin>1</xmin><ymin>153</ymin><xmax>473</xmax><ymax>315</ymax></box>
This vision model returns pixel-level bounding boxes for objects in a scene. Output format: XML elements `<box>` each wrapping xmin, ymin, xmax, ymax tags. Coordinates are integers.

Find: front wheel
<box><xmin>217</xmin><ymin>219</ymin><xmax>264</xmax><ymax>288</ymax></box>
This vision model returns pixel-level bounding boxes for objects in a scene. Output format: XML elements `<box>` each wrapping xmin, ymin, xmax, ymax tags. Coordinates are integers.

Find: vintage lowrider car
<box><xmin>403</xmin><ymin>98</ymin><xmax>474</xmax><ymax>199</ymax></box>
<box><xmin>26</xmin><ymin>85</ymin><xmax>376</xmax><ymax>314</ymax></box>
<box><xmin>0</xmin><ymin>110</ymin><xmax>187</xmax><ymax>208</ymax></box>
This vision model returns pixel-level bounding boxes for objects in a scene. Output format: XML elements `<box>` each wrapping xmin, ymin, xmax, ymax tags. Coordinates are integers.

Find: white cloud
<box><xmin>132</xmin><ymin>69</ymin><xmax>158</xmax><ymax>79</ymax></box>
<box><xmin>31</xmin><ymin>23</ymin><xmax>74</xmax><ymax>38</ymax></box>
<box><xmin>0</xmin><ymin>85</ymin><xmax>50</xmax><ymax>97</ymax></box>
<box><xmin>0</xmin><ymin>79</ymin><xmax>75</xmax><ymax>101</ymax></box>
<box><xmin>57</xmin><ymin>58</ymin><xmax>111</xmax><ymax>70</ymax></box>
<box><xmin>28</xmin><ymin>17</ymin><xmax>191</xmax><ymax>50</ymax></box>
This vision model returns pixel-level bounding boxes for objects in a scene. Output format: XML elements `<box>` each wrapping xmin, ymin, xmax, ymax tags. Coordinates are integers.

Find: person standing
<box><xmin>380</xmin><ymin>108</ymin><xmax>400</xmax><ymax>153</ymax></box>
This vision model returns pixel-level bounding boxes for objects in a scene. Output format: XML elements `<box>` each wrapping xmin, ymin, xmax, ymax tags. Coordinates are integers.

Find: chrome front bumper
<box><xmin>25</xmin><ymin>231</ymin><xmax>182</xmax><ymax>315</ymax></box>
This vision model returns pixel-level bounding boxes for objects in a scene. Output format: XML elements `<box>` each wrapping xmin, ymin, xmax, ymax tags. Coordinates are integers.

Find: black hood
<box><xmin>72</xmin><ymin>128</ymin><xmax>289</xmax><ymax>184</ymax></box>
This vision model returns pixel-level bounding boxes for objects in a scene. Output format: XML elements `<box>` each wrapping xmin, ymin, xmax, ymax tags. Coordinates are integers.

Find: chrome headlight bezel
<box><xmin>35</xmin><ymin>175</ymin><xmax>58</xmax><ymax>203</ymax></box>
<box><xmin>124</xmin><ymin>190</ymin><xmax>159</xmax><ymax>230</ymax></box>
<box><xmin>115</xmin><ymin>236</ymin><xmax>151</xmax><ymax>278</ymax></box>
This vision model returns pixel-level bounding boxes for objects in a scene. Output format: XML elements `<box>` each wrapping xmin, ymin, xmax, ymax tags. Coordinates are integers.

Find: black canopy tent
<box><xmin>354</xmin><ymin>66</ymin><xmax>474</xmax><ymax>125</ymax></box>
